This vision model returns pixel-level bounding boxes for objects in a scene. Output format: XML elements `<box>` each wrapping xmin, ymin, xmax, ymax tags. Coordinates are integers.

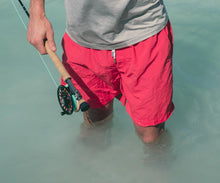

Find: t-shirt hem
<box><xmin>65</xmin><ymin>18</ymin><xmax>168</xmax><ymax>50</ymax></box>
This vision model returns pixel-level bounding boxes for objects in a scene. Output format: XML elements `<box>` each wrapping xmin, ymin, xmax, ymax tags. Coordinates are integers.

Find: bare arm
<box><xmin>27</xmin><ymin>0</ymin><xmax>56</xmax><ymax>54</ymax></box>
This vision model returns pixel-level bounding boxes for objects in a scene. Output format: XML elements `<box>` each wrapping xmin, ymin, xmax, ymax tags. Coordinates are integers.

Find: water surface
<box><xmin>1</xmin><ymin>0</ymin><xmax>220</xmax><ymax>183</ymax></box>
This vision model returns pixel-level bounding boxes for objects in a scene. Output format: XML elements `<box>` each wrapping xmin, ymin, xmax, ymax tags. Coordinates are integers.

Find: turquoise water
<box><xmin>1</xmin><ymin>0</ymin><xmax>220</xmax><ymax>182</ymax></box>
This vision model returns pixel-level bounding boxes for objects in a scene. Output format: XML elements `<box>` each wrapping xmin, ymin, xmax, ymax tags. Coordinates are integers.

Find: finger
<box><xmin>46</xmin><ymin>29</ymin><xmax>56</xmax><ymax>52</ymax></box>
<box><xmin>27</xmin><ymin>33</ymin><xmax>47</xmax><ymax>55</ymax></box>
<box><xmin>35</xmin><ymin>39</ymin><xmax>47</xmax><ymax>55</ymax></box>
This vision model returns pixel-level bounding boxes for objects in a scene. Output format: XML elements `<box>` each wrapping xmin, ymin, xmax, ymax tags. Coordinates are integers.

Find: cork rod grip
<box><xmin>45</xmin><ymin>41</ymin><xmax>70</xmax><ymax>81</ymax></box>
<box><xmin>45</xmin><ymin>41</ymin><xmax>90</xmax><ymax>113</ymax></box>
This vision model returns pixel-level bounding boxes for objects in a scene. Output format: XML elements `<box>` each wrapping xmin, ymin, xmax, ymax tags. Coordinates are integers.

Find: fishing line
<box><xmin>11</xmin><ymin>0</ymin><xmax>90</xmax><ymax>114</ymax></box>
<box><xmin>10</xmin><ymin>0</ymin><xmax>58</xmax><ymax>88</ymax></box>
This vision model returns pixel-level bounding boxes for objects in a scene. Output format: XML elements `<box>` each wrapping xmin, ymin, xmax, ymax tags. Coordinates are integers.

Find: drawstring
<box><xmin>111</xmin><ymin>49</ymin><xmax>116</xmax><ymax>63</ymax></box>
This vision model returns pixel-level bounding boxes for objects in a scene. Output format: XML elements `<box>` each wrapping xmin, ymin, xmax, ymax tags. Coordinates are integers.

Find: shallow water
<box><xmin>1</xmin><ymin>0</ymin><xmax>220</xmax><ymax>183</ymax></box>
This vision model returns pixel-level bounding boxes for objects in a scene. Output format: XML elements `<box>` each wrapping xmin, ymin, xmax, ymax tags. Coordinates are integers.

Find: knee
<box><xmin>141</xmin><ymin>133</ymin><xmax>160</xmax><ymax>144</ymax></box>
<box><xmin>134</xmin><ymin>123</ymin><xmax>165</xmax><ymax>144</ymax></box>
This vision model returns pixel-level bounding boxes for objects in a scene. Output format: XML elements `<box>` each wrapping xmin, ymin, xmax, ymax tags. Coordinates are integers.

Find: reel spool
<box><xmin>57</xmin><ymin>85</ymin><xmax>78</xmax><ymax>115</ymax></box>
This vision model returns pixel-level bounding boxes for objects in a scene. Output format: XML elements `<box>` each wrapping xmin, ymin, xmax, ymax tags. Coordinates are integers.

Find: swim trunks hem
<box><xmin>130</xmin><ymin>105</ymin><xmax>175</xmax><ymax>127</ymax></box>
<box><xmin>88</xmin><ymin>92</ymin><xmax>121</xmax><ymax>109</ymax></box>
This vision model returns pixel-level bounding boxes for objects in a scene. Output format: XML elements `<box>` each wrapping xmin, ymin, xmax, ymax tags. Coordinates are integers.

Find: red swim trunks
<box><xmin>61</xmin><ymin>21</ymin><xmax>174</xmax><ymax>127</ymax></box>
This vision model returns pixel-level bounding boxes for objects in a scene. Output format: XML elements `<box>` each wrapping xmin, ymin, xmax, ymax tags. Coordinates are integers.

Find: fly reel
<box><xmin>57</xmin><ymin>80</ymin><xmax>90</xmax><ymax>116</ymax></box>
<box><xmin>57</xmin><ymin>85</ymin><xmax>77</xmax><ymax>115</ymax></box>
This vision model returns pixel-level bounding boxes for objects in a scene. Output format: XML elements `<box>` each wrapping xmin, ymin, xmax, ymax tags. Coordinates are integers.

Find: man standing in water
<box><xmin>27</xmin><ymin>0</ymin><xmax>174</xmax><ymax>144</ymax></box>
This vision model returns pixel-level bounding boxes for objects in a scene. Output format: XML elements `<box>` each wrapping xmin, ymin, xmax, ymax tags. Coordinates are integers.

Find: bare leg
<box><xmin>83</xmin><ymin>100</ymin><xmax>114</xmax><ymax>127</ymax></box>
<box><xmin>134</xmin><ymin>123</ymin><xmax>165</xmax><ymax>144</ymax></box>
<box><xmin>79</xmin><ymin>100</ymin><xmax>114</xmax><ymax>149</ymax></box>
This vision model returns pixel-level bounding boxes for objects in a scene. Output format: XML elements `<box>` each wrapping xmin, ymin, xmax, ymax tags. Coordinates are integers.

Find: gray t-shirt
<box><xmin>65</xmin><ymin>0</ymin><xmax>168</xmax><ymax>50</ymax></box>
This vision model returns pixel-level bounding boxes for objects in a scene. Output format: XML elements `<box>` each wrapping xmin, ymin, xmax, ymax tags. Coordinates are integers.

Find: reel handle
<box><xmin>78</xmin><ymin>99</ymin><xmax>90</xmax><ymax>112</ymax></box>
<box><xmin>71</xmin><ymin>96</ymin><xmax>88</xmax><ymax>112</ymax></box>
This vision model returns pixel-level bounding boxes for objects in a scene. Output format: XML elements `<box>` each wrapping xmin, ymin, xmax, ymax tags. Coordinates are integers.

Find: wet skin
<box><xmin>83</xmin><ymin>100</ymin><xmax>165</xmax><ymax>144</ymax></box>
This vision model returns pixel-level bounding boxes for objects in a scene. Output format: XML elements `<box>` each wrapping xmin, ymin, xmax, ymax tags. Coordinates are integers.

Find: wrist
<box><xmin>29</xmin><ymin>0</ymin><xmax>45</xmax><ymax>19</ymax></box>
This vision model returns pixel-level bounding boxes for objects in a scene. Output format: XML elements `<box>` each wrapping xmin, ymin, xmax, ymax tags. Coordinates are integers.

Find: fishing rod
<box><xmin>15</xmin><ymin>0</ymin><xmax>90</xmax><ymax>115</ymax></box>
